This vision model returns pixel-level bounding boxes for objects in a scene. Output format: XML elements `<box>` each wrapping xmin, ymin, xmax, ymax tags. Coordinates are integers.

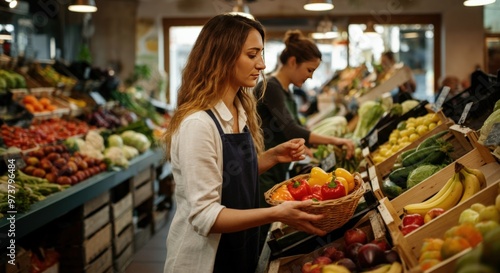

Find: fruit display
<box><xmin>413</xmin><ymin>185</ymin><xmax>500</xmax><ymax>272</ymax></box>
<box><xmin>403</xmin><ymin>162</ymin><xmax>485</xmax><ymax>218</ymax></box>
<box><xmin>21</xmin><ymin>143</ymin><xmax>107</xmax><ymax>186</ymax></box>
<box><xmin>299</xmin><ymin>227</ymin><xmax>403</xmax><ymax>273</ymax></box>
<box><xmin>22</xmin><ymin>95</ymin><xmax>60</xmax><ymax>113</ymax></box>
<box><xmin>0</xmin><ymin>69</ymin><xmax>26</xmax><ymax>89</ymax></box>
<box><xmin>34</xmin><ymin>63</ymin><xmax>77</xmax><ymax>88</ymax></box>
<box><xmin>0</xmin><ymin>118</ymin><xmax>93</xmax><ymax>150</ymax></box>
<box><xmin>370</xmin><ymin>112</ymin><xmax>444</xmax><ymax>165</ymax></box>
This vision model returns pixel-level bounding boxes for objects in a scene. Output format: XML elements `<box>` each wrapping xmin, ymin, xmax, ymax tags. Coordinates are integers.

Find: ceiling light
<box><xmin>403</xmin><ymin>32</ymin><xmax>419</xmax><ymax>39</ymax></box>
<box><xmin>9</xmin><ymin>0</ymin><xmax>17</xmax><ymax>8</ymax></box>
<box><xmin>304</xmin><ymin>0</ymin><xmax>334</xmax><ymax>11</ymax></box>
<box><xmin>229</xmin><ymin>0</ymin><xmax>254</xmax><ymax>20</ymax></box>
<box><xmin>68</xmin><ymin>0</ymin><xmax>97</xmax><ymax>13</ymax></box>
<box><xmin>464</xmin><ymin>0</ymin><xmax>496</xmax><ymax>6</ymax></box>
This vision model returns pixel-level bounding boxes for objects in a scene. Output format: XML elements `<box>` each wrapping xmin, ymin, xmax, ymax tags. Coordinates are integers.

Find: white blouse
<box><xmin>164</xmin><ymin>100</ymin><xmax>248</xmax><ymax>273</ymax></box>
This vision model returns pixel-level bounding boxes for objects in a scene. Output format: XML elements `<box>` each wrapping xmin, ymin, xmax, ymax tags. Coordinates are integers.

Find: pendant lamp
<box><xmin>463</xmin><ymin>0</ymin><xmax>496</xmax><ymax>6</ymax></box>
<box><xmin>68</xmin><ymin>0</ymin><xmax>97</xmax><ymax>13</ymax></box>
<box><xmin>229</xmin><ymin>0</ymin><xmax>254</xmax><ymax>19</ymax></box>
<box><xmin>304</xmin><ymin>0</ymin><xmax>334</xmax><ymax>11</ymax></box>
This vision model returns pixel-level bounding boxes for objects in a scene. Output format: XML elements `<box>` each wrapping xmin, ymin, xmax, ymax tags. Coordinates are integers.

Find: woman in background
<box><xmin>254</xmin><ymin>30</ymin><xmax>355</xmax><ymax>208</ymax></box>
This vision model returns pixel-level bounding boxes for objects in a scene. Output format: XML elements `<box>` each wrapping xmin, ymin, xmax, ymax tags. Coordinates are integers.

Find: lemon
<box><xmin>399</xmin><ymin>136</ymin><xmax>409</xmax><ymax>144</ymax></box>
<box><xmin>416</xmin><ymin>125</ymin><xmax>429</xmax><ymax>135</ymax></box>
<box><xmin>406</xmin><ymin>127</ymin><xmax>416</xmax><ymax>135</ymax></box>
<box><xmin>399</xmin><ymin>129</ymin><xmax>410</xmax><ymax>137</ymax></box>
<box><xmin>428</xmin><ymin>122</ymin><xmax>437</xmax><ymax>130</ymax></box>
<box><xmin>409</xmin><ymin>133</ymin><xmax>420</xmax><ymax>142</ymax></box>
<box><xmin>407</xmin><ymin>117</ymin><xmax>416</xmax><ymax>124</ymax></box>
<box><xmin>405</xmin><ymin>122</ymin><xmax>416</xmax><ymax>129</ymax></box>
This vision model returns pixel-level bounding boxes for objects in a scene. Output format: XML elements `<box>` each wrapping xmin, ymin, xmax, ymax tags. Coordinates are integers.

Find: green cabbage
<box><xmin>479</xmin><ymin>109</ymin><xmax>500</xmax><ymax>144</ymax></box>
<box><xmin>352</xmin><ymin>101</ymin><xmax>385</xmax><ymax>140</ymax></box>
<box><xmin>121</xmin><ymin>131</ymin><xmax>151</xmax><ymax>153</ymax></box>
<box><xmin>406</xmin><ymin>164</ymin><xmax>443</xmax><ymax>189</ymax></box>
<box><xmin>401</xmin><ymin>100</ymin><xmax>420</xmax><ymax>115</ymax></box>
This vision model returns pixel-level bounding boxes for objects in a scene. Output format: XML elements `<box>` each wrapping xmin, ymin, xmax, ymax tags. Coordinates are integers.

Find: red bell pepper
<box><xmin>301</xmin><ymin>193</ymin><xmax>323</xmax><ymax>201</ymax></box>
<box><xmin>321</xmin><ymin>178</ymin><xmax>347</xmax><ymax>200</ymax></box>
<box><xmin>287</xmin><ymin>178</ymin><xmax>311</xmax><ymax>200</ymax></box>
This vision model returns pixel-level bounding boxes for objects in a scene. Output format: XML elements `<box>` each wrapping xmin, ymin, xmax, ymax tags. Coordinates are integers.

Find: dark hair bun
<box><xmin>284</xmin><ymin>29</ymin><xmax>304</xmax><ymax>45</ymax></box>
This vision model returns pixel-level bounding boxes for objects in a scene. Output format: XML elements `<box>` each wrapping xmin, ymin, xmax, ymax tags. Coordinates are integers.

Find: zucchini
<box><xmin>388</xmin><ymin>165</ymin><xmax>419</xmax><ymax>188</ymax></box>
<box><xmin>416</xmin><ymin>130</ymin><xmax>449</xmax><ymax>151</ymax></box>
<box><xmin>382</xmin><ymin>179</ymin><xmax>404</xmax><ymax>199</ymax></box>
<box><xmin>402</xmin><ymin>146</ymin><xmax>442</xmax><ymax>167</ymax></box>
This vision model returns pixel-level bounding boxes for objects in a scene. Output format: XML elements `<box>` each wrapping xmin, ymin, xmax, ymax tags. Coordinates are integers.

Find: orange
<box><xmin>39</xmin><ymin>97</ymin><xmax>52</xmax><ymax>106</ymax></box>
<box><xmin>441</xmin><ymin>236</ymin><xmax>471</xmax><ymax>260</ymax></box>
<box><xmin>23</xmin><ymin>95</ymin><xmax>38</xmax><ymax>104</ymax></box>
<box><xmin>24</xmin><ymin>104</ymin><xmax>35</xmax><ymax>113</ymax></box>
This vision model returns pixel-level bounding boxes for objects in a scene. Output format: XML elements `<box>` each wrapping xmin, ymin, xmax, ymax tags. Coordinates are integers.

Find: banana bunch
<box><xmin>361</xmin><ymin>261</ymin><xmax>403</xmax><ymax>273</ymax></box>
<box><xmin>403</xmin><ymin>162</ymin><xmax>486</xmax><ymax>217</ymax></box>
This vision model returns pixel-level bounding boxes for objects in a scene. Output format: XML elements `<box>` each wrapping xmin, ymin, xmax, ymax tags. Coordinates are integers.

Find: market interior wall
<box><xmin>133</xmin><ymin>0</ymin><xmax>484</xmax><ymax>84</ymax></box>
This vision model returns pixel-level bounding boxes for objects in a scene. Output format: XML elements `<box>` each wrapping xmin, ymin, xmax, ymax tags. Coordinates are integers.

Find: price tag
<box><xmin>433</xmin><ymin>86</ymin><xmax>450</xmax><ymax>112</ymax></box>
<box><xmin>89</xmin><ymin>91</ymin><xmax>107</xmax><ymax>105</ymax></box>
<box><xmin>377</xmin><ymin>202</ymin><xmax>394</xmax><ymax>225</ymax></box>
<box><xmin>3</xmin><ymin>151</ymin><xmax>26</xmax><ymax>169</ymax></box>
<box><xmin>368</xmin><ymin>129</ymin><xmax>378</xmax><ymax>148</ymax></box>
<box><xmin>484</xmin><ymin>122</ymin><xmax>500</xmax><ymax>146</ymax></box>
<box><xmin>320</xmin><ymin>152</ymin><xmax>336</xmax><ymax>172</ymax></box>
<box><xmin>458</xmin><ymin>102</ymin><xmax>474</xmax><ymax>125</ymax></box>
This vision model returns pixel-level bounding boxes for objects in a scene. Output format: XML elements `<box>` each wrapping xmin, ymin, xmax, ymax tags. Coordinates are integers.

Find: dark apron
<box><xmin>206</xmin><ymin>110</ymin><xmax>260</xmax><ymax>273</ymax></box>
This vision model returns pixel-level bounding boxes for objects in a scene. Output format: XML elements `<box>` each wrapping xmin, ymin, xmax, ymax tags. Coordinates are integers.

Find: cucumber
<box><xmin>402</xmin><ymin>146</ymin><xmax>442</xmax><ymax>167</ymax></box>
<box><xmin>382</xmin><ymin>179</ymin><xmax>404</xmax><ymax>199</ymax></box>
<box><xmin>400</xmin><ymin>147</ymin><xmax>418</xmax><ymax>161</ymax></box>
<box><xmin>416</xmin><ymin>130</ymin><xmax>449</xmax><ymax>151</ymax></box>
<box><xmin>388</xmin><ymin>164</ymin><xmax>419</xmax><ymax>188</ymax></box>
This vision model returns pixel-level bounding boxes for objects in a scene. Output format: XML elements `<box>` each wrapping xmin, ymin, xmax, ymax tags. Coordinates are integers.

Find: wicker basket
<box><xmin>264</xmin><ymin>172</ymin><xmax>365</xmax><ymax>233</ymax></box>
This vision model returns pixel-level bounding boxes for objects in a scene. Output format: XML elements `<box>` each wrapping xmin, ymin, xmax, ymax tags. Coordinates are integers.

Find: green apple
<box><xmin>478</xmin><ymin>205</ymin><xmax>500</xmax><ymax>223</ymax></box>
<box><xmin>459</xmin><ymin>208</ymin><xmax>480</xmax><ymax>224</ymax></box>
<box><xmin>470</xmin><ymin>203</ymin><xmax>486</xmax><ymax>213</ymax></box>
<box><xmin>475</xmin><ymin>220</ymin><xmax>500</xmax><ymax>237</ymax></box>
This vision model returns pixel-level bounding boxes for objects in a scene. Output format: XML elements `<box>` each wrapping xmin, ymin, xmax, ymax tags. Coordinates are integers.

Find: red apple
<box><xmin>344</xmin><ymin>228</ymin><xmax>368</xmax><ymax>247</ymax></box>
<box><xmin>400</xmin><ymin>223</ymin><xmax>420</xmax><ymax>235</ymax></box>
<box><xmin>313</xmin><ymin>256</ymin><xmax>332</xmax><ymax>266</ymax></box>
<box><xmin>301</xmin><ymin>261</ymin><xmax>313</xmax><ymax>273</ymax></box>
<box><xmin>371</xmin><ymin>239</ymin><xmax>390</xmax><ymax>251</ymax></box>
<box><xmin>424</xmin><ymin>208</ymin><xmax>446</xmax><ymax>224</ymax></box>
<box><xmin>402</xmin><ymin>213</ymin><xmax>425</xmax><ymax>227</ymax></box>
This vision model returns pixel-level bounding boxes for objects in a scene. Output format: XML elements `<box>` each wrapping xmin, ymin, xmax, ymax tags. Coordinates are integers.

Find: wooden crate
<box><xmin>113</xmin><ymin>206</ymin><xmax>133</xmax><ymax>238</ymax></box>
<box><xmin>134</xmin><ymin>180</ymin><xmax>153</xmax><ymax>207</ymax></box>
<box><xmin>380</xmin><ymin>180</ymin><xmax>500</xmax><ymax>272</ymax></box>
<box><xmin>60</xmin><ymin>246</ymin><xmax>113</xmax><ymax>273</ymax></box>
<box><xmin>369</xmin><ymin>124</ymin><xmax>488</xmax><ymax>202</ymax></box>
<box><xmin>83</xmin><ymin>191</ymin><xmax>110</xmax><ymax>218</ymax></box>
<box><xmin>132</xmin><ymin>166</ymin><xmax>154</xmax><ymax>189</ymax></box>
<box><xmin>59</xmin><ymin>224</ymin><xmax>112</xmax><ymax>268</ymax></box>
<box><xmin>111</xmin><ymin>193</ymin><xmax>133</xmax><ymax>221</ymax></box>
<box><xmin>114</xmin><ymin>243</ymin><xmax>134</xmax><ymax>273</ymax></box>
<box><xmin>113</xmin><ymin>224</ymin><xmax>134</xmax><ymax>258</ymax></box>
<box><xmin>266</xmin><ymin>210</ymin><xmax>387</xmax><ymax>273</ymax></box>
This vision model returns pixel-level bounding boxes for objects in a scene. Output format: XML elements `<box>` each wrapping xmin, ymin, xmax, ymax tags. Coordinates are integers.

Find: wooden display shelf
<box><xmin>357</xmin><ymin>66</ymin><xmax>413</xmax><ymax>104</ymax></box>
<box><xmin>0</xmin><ymin>148</ymin><xmax>165</xmax><ymax>249</ymax></box>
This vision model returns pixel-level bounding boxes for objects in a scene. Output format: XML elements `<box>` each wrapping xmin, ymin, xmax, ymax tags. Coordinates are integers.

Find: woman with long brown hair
<box><xmin>163</xmin><ymin>14</ymin><xmax>326</xmax><ymax>273</ymax></box>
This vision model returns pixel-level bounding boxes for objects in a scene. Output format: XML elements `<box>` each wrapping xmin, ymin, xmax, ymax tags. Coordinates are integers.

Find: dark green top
<box><xmin>254</xmin><ymin>77</ymin><xmax>311</xmax><ymax>206</ymax></box>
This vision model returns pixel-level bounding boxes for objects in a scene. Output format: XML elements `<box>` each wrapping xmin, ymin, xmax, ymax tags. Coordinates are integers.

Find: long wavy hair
<box><xmin>163</xmin><ymin>14</ymin><xmax>267</xmax><ymax>159</ymax></box>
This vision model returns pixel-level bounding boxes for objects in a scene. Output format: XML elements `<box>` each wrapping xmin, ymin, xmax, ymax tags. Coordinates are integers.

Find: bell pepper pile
<box><xmin>270</xmin><ymin>167</ymin><xmax>356</xmax><ymax>202</ymax></box>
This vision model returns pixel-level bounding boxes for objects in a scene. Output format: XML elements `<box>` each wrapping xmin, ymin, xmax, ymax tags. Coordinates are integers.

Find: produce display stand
<box><xmin>378</xmin><ymin>180</ymin><xmax>500</xmax><ymax>272</ymax></box>
<box><xmin>0</xmin><ymin>148</ymin><xmax>165</xmax><ymax>250</ymax></box>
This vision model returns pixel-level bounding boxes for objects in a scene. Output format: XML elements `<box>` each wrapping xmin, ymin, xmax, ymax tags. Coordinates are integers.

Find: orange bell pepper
<box><xmin>271</xmin><ymin>184</ymin><xmax>294</xmax><ymax>201</ymax></box>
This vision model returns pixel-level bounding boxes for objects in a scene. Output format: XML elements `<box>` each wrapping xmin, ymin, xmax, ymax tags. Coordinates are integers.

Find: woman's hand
<box><xmin>273</xmin><ymin>200</ymin><xmax>327</xmax><ymax>236</ymax></box>
<box><xmin>272</xmin><ymin>138</ymin><xmax>307</xmax><ymax>163</ymax></box>
<box><xmin>333</xmin><ymin>138</ymin><xmax>356</xmax><ymax>159</ymax></box>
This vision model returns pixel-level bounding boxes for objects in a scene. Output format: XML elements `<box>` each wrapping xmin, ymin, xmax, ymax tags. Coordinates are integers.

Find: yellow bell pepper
<box><xmin>271</xmin><ymin>184</ymin><xmax>294</xmax><ymax>201</ymax></box>
<box><xmin>308</xmin><ymin>166</ymin><xmax>333</xmax><ymax>187</ymax></box>
<box><xmin>334</xmin><ymin>167</ymin><xmax>355</xmax><ymax>192</ymax></box>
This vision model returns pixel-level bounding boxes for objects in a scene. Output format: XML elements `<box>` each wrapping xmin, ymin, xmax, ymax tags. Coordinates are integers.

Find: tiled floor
<box><xmin>124</xmin><ymin>205</ymin><xmax>175</xmax><ymax>273</ymax></box>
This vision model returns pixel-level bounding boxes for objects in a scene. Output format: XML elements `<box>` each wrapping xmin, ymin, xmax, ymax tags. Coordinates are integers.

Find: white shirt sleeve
<box><xmin>173</xmin><ymin>113</ymin><xmax>225</xmax><ymax>237</ymax></box>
